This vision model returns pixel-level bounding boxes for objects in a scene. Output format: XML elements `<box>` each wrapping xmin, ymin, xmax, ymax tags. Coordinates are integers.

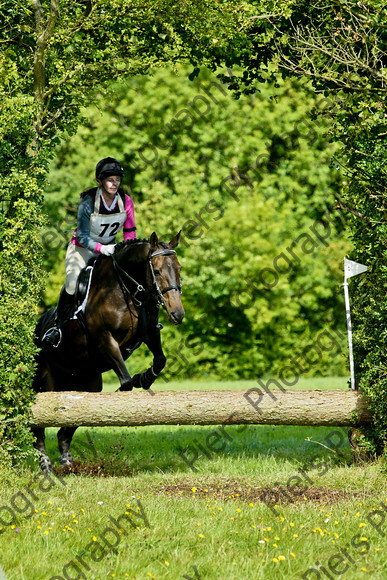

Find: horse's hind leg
<box><xmin>32</xmin><ymin>427</ymin><xmax>52</xmax><ymax>471</ymax></box>
<box><xmin>57</xmin><ymin>374</ymin><xmax>101</xmax><ymax>466</ymax></box>
<box><xmin>58</xmin><ymin>427</ymin><xmax>78</xmax><ymax>466</ymax></box>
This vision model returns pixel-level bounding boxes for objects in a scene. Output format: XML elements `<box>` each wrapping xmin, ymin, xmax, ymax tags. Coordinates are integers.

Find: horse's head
<box><xmin>149</xmin><ymin>231</ymin><xmax>184</xmax><ymax>325</ymax></box>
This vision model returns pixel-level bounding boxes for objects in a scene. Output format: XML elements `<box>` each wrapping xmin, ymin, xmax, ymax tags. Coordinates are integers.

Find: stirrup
<box><xmin>42</xmin><ymin>327</ymin><xmax>62</xmax><ymax>348</ymax></box>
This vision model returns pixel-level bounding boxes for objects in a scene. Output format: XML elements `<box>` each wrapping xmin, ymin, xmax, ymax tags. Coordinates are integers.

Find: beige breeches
<box><xmin>65</xmin><ymin>243</ymin><xmax>97</xmax><ymax>294</ymax></box>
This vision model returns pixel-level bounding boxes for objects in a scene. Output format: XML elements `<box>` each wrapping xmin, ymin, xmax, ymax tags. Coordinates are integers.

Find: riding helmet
<box><xmin>95</xmin><ymin>157</ymin><xmax>124</xmax><ymax>180</ymax></box>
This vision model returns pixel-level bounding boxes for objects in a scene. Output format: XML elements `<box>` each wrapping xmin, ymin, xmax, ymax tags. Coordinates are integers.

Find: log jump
<box><xmin>30</xmin><ymin>389</ymin><xmax>372</xmax><ymax>428</ymax></box>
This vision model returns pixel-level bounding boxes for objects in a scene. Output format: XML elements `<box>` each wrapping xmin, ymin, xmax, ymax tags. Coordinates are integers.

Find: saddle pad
<box><xmin>73</xmin><ymin>259</ymin><xmax>96</xmax><ymax>318</ymax></box>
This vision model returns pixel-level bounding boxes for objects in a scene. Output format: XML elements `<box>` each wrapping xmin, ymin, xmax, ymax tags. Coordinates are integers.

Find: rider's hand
<box><xmin>100</xmin><ymin>244</ymin><xmax>115</xmax><ymax>256</ymax></box>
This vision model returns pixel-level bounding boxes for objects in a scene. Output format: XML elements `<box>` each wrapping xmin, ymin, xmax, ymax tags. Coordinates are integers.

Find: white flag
<box><xmin>344</xmin><ymin>258</ymin><xmax>368</xmax><ymax>280</ymax></box>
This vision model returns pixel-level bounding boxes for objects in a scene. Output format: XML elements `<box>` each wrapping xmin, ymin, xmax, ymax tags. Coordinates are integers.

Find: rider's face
<box><xmin>99</xmin><ymin>175</ymin><xmax>121</xmax><ymax>196</ymax></box>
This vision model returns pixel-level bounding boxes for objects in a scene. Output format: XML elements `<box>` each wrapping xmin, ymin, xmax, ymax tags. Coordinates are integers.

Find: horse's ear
<box><xmin>150</xmin><ymin>232</ymin><xmax>158</xmax><ymax>249</ymax></box>
<box><xmin>169</xmin><ymin>230</ymin><xmax>181</xmax><ymax>249</ymax></box>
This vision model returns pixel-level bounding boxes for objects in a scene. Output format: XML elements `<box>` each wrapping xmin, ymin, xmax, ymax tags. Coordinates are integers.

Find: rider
<box><xmin>42</xmin><ymin>157</ymin><xmax>136</xmax><ymax>348</ymax></box>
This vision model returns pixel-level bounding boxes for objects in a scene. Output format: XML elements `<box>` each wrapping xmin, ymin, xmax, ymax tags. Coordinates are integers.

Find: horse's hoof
<box><xmin>60</xmin><ymin>452</ymin><xmax>73</xmax><ymax>466</ymax></box>
<box><xmin>118</xmin><ymin>380</ymin><xmax>133</xmax><ymax>391</ymax></box>
<box><xmin>132</xmin><ymin>373</ymin><xmax>143</xmax><ymax>389</ymax></box>
<box><xmin>39</xmin><ymin>456</ymin><xmax>52</xmax><ymax>472</ymax></box>
<box><xmin>133</xmin><ymin>370</ymin><xmax>154</xmax><ymax>390</ymax></box>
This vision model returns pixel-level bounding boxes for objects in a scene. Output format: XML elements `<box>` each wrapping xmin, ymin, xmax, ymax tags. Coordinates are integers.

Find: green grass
<box><xmin>0</xmin><ymin>378</ymin><xmax>385</xmax><ymax>580</ymax></box>
<box><xmin>102</xmin><ymin>372</ymin><xmax>350</xmax><ymax>392</ymax></box>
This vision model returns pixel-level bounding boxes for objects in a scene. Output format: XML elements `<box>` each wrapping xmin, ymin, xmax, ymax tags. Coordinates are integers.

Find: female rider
<box><xmin>42</xmin><ymin>157</ymin><xmax>136</xmax><ymax>347</ymax></box>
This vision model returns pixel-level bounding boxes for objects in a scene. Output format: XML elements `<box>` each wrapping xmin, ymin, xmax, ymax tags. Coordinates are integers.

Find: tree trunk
<box><xmin>30</xmin><ymin>389</ymin><xmax>372</xmax><ymax>428</ymax></box>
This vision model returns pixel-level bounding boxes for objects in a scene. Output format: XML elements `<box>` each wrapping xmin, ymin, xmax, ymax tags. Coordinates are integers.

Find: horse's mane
<box><xmin>114</xmin><ymin>237</ymin><xmax>169</xmax><ymax>260</ymax></box>
<box><xmin>115</xmin><ymin>238</ymin><xmax>150</xmax><ymax>251</ymax></box>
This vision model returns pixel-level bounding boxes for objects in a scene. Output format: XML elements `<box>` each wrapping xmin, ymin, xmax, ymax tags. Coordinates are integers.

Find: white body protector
<box><xmin>89</xmin><ymin>189</ymin><xmax>127</xmax><ymax>245</ymax></box>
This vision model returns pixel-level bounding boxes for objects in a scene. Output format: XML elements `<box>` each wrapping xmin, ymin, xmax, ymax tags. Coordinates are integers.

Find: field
<box><xmin>0</xmin><ymin>377</ymin><xmax>385</xmax><ymax>580</ymax></box>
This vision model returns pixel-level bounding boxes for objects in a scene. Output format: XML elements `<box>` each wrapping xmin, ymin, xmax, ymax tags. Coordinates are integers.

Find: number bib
<box><xmin>89</xmin><ymin>191</ymin><xmax>127</xmax><ymax>244</ymax></box>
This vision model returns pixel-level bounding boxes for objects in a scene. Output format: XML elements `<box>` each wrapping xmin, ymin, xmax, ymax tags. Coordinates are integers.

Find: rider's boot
<box><xmin>41</xmin><ymin>287</ymin><xmax>74</xmax><ymax>348</ymax></box>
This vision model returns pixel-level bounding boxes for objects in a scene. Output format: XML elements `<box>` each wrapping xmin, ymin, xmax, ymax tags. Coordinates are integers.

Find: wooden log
<box><xmin>29</xmin><ymin>389</ymin><xmax>372</xmax><ymax>428</ymax></box>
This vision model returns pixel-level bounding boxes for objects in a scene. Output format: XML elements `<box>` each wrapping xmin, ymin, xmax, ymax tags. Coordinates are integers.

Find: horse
<box><xmin>32</xmin><ymin>231</ymin><xmax>184</xmax><ymax>471</ymax></box>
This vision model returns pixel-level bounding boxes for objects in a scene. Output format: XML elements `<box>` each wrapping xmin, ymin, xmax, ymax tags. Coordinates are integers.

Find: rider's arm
<box><xmin>123</xmin><ymin>194</ymin><xmax>136</xmax><ymax>240</ymax></box>
<box><xmin>75</xmin><ymin>194</ymin><xmax>100</xmax><ymax>252</ymax></box>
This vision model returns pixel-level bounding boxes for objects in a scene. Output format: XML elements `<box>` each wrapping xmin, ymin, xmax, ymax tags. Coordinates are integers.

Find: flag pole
<box><xmin>343</xmin><ymin>279</ymin><xmax>355</xmax><ymax>390</ymax></box>
<box><xmin>343</xmin><ymin>258</ymin><xmax>368</xmax><ymax>391</ymax></box>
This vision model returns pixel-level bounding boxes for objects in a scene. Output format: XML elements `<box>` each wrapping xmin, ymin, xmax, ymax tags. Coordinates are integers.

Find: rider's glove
<box><xmin>99</xmin><ymin>244</ymin><xmax>115</xmax><ymax>256</ymax></box>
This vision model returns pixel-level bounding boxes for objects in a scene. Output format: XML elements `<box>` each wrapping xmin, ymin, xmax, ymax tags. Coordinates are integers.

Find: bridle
<box><xmin>111</xmin><ymin>246</ymin><xmax>182</xmax><ymax>309</ymax></box>
<box><xmin>148</xmin><ymin>248</ymin><xmax>182</xmax><ymax>309</ymax></box>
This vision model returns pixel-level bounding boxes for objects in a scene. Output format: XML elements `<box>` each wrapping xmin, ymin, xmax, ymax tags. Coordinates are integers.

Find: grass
<box><xmin>0</xmin><ymin>377</ymin><xmax>385</xmax><ymax>580</ymax></box>
<box><xmin>102</xmin><ymin>372</ymin><xmax>350</xmax><ymax>392</ymax></box>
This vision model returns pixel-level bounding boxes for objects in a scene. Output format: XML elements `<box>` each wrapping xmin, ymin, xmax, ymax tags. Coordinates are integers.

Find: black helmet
<box><xmin>95</xmin><ymin>157</ymin><xmax>124</xmax><ymax>180</ymax></box>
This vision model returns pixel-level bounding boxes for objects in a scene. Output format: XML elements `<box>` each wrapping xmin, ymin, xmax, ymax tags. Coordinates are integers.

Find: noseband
<box><xmin>148</xmin><ymin>248</ymin><xmax>182</xmax><ymax>309</ymax></box>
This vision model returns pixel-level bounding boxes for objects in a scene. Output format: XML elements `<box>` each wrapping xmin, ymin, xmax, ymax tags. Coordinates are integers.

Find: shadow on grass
<box><xmin>41</xmin><ymin>423</ymin><xmax>353</xmax><ymax>477</ymax></box>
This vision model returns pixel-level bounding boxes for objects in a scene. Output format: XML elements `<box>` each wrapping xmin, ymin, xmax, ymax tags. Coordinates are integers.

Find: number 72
<box><xmin>99</xmin><ymin>222</ymin><xmax>120</xmax><ymax>237</ymax></box>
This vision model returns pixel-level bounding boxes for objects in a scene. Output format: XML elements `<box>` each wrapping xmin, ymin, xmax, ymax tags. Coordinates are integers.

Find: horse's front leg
<box><xmin>97</xmin><ymin>330</ymin><xmax>134</xmax><ymax>391</ymax></box>
<box><xmin>132</xmin><ymin>324</ymin><xmax>166</xmax><ymax>390</ymax></box>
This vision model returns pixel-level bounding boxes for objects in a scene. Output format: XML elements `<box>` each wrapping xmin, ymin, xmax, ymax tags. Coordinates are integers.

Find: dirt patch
<box><xmin>53</xmin><ymin>460</ymin><xmax>133</xmax><ymax>477</ymax></box>
<box><xmin>157</xmin><ymin>481</ymin><xmax>369</xmax><ymax>506</ymax></box>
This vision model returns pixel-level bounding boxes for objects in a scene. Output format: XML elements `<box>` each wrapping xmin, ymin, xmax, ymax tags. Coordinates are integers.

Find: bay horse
<box><xmin>33</xmin><ymin>232</ymin><xmax>184</xmax><ymax>470</ymax></box>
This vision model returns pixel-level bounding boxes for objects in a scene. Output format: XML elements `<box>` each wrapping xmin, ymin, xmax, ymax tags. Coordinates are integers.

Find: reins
<box><xmin>111</xmin><ymin>246</ymin><xmax>182</xmax><ymax>310</ymax></box>
<box><xmin>111</xmin><ymin>256</ymin><xmax>145</xmax><ymax>308</ymax></box>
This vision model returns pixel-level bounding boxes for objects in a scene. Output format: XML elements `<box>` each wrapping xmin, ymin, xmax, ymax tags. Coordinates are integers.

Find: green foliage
<box><xmin>345</xmin><ymin>135</ymin><xmax>387</xmax><ymax>455</ymax></box>
<box><xmin>45</xmin><ymin>66</ymin><xmax>350</xmax><ymax>380</ymax></box>
<box><xmin>0</xmin><ymin>173</ymin><xmax>44</xmax><ymax>466</ymax></box>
